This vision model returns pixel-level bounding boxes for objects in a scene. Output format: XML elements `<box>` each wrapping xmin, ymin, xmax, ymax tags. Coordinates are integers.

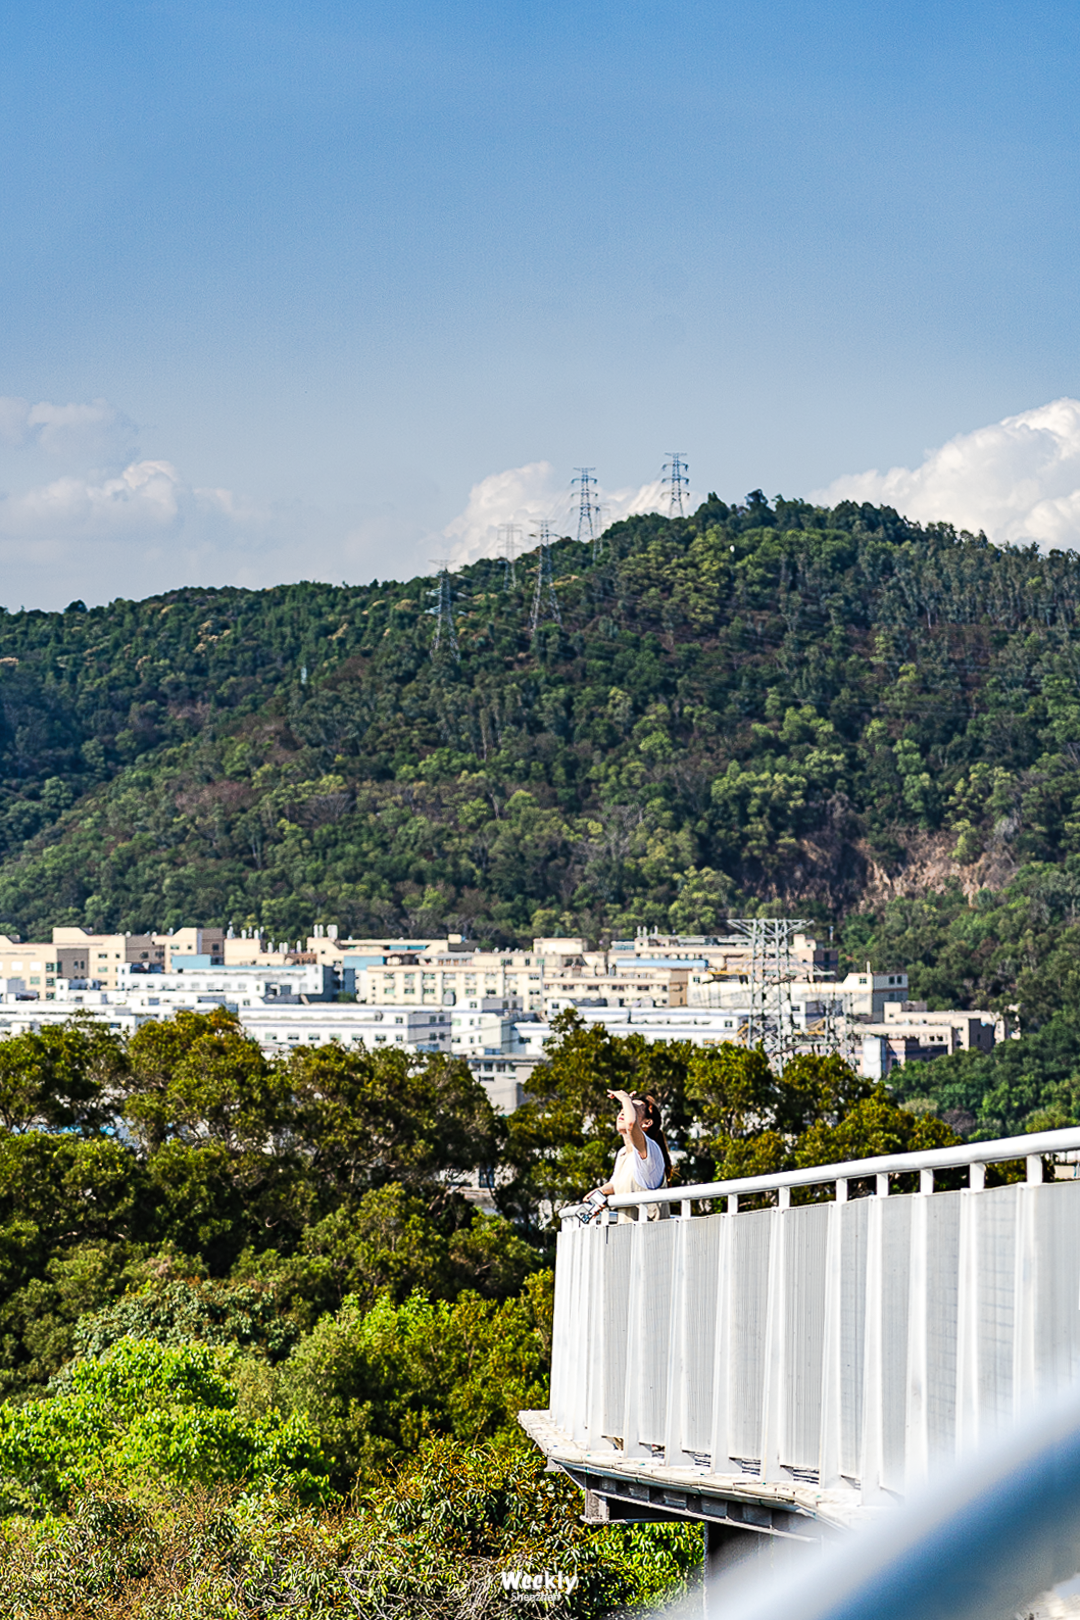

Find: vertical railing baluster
<box><xmin>760</xmin><ymin>1203</ymin><xmax>789</xmax><ymax>1480</ymax></box>
<box><xmin>860</xmin><ymin>1192</ymin><xmax>887</xmax><ymax>1501</ymax></box>
<box><xmin>708</xmin><ymin>1208</ymin><xmax>737</xmax><ymax>1474</ymax></box>
<box><xmin>955</xmin><ymin>1182</ymin><xmax>981</xmax><ymax>1460</ymax></box>
<box><xmin>818</xmin><ymin>1194</ymin><xmax>846</xmax><ymax>1488</ymax></box>
<box><xmin>905</xmin><ymin>1186</ymin><xmax>930</xmax><ymax>1491</ymax></box>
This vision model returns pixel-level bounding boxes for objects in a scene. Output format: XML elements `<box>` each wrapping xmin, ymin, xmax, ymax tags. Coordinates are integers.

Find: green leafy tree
<box><xmin>287</xmin><ymin>1043</ymin><xmax>503</xmax><ymax>1201</ymax></box>
<box><xmin>0</xmin><ymin>1338</ymin><xmax>332</xmax><ymax>1513</ymax></box>
<box><xmin>0</xmin><ymin>1442</ymin><xmax>702</xmax><ymax>1619</ymax></box>
<box><xmin>499</xmin><ymin>1012</ymin><xmax>695</xmax><ymax>1229</ymax></box>
<box><xmin>268</xmin><ymin>1273</ymin><xmax>554</xmax><ymax>1486</ymax></box>
<box><xmin>0</xmin><ymin>1017</ymin><xmax>123</xmax><ymax>1132</ymax></box>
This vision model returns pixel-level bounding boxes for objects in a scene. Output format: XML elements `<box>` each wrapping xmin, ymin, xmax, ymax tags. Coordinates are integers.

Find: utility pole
<box><xmin>572</xmin><ymin>467</ymin><xmax>602</xmax><ymax>554</ymax></box>
<box><xmin>427</xmin><ymin>559</ymin><xmax>459</xmax><ymax>660</ymax></box>
<box><xmin>497</xmin><ymin>524</ymin><xmax>521</xmax><ymax>588</ymax></box>
<box><xmin>529</xmin><ymin>522</ymin><xmax>562</xmax><ymax>633</ymax></box>
<box><xmin>662</xmin><ymin>452</ymin><xmax>690</xmax><ymax>518</ymax></box>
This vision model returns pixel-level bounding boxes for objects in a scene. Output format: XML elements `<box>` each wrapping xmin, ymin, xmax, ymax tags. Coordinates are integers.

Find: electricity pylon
<box><xmin>427</xmin><ymin>559</ymin><xmax>459</xmax><ymax>660</ymax></box>
<box><xmin>662</xmin><ymin>452</ymin><xmax>689</xmax><ymax>518</ymax></box>
<box><xmin>529</xmin><ymin>522</ymin><xmax>562</xmax><ymax>633</ymax></box>
<box><xmin>572</xmin><ymin>467</ymin><xmax>601</xmax><ymax>551</ymax></box>
<box><xmin>497</xmin><ymin>524</ymin><xmax>521</xmax><ymax>588</ymax></box>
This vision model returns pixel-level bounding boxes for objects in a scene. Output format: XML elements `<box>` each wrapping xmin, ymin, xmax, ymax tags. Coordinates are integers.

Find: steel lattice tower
<box><xmin>571</xmin><ymin>467</ymin><xmax>602</xmax><ymax>554</ymax></box>
<box><xmin>662</xmin><ymin>452</ymin><xmax>690</xmax><ymax>518</ymax></box>
<box><xmin>427</xmin><ymin>559</ymin><xmax>459</xmax><ymax>660</ymax></box>
<box><xmin>729</xmin><ymin>916</ymin><xmax>810</xmax><ymax>1068</ymax></box>
<box><xmin>497</xmin><ymin>524</ymin><xmax>521</xmax><ymax>588</ymax></box>
<box><xmin>529</xmin><ymin>522</ymin><xmax>562</xmax><ymax>633</ymax></box>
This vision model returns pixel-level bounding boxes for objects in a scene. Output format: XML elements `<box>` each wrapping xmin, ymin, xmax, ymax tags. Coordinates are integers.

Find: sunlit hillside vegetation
<box><xmin>1</xmin><ymin>493</ymin><xmax>1079</xmax><ymax>969</ymax></box>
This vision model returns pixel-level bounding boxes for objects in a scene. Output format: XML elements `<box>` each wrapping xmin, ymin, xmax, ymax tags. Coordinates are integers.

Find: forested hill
<box><xmin>2</xmin><ymin>492</ymin><xmax>1080</xmax><ymax>1015</ymax></box>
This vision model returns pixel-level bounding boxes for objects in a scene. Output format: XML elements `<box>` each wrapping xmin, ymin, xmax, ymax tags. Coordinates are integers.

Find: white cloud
<box><xmin>0</xmin><ymin>460</ymin><xmax>184</xmax><ymax>538</ymax></box>
<box><xmin>0</xmin><ymin>449</ymin><xmax>305</xmax><ymax>607</ymax></box>
<box><xmin>0</xmin><ymin>394</ymin><xmax>135</xmax><ymax>463</ymax></box>
<box><xmin>441</xmin><ymin>462</ymin><xmax>702</xmax><ymax>566</ymax></box>
<box><xmin>812</xmin><ymin>398</ymin><xmax>1080</xmax><ymax>548</ymax></box>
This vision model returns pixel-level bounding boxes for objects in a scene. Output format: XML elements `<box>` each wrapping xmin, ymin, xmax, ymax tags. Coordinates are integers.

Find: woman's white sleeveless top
<box><xmin>610</xmin><ymin>1143</ymin><xmax>667</xmax><ymax>1221</ymax></box>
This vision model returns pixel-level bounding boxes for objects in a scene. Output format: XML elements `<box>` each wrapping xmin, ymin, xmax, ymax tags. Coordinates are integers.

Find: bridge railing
<box><xmin>549</xmin><ymin>1125</ymin><xmax>1080</xmax><ymax>1506</ymax></box>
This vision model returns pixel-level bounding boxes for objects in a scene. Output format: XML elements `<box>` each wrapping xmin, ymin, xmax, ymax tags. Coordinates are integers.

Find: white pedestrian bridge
<box><xmin>519</xmin><ymin>1126</ymin><xmax>1080</xmax><ymax>1558</ymax></box>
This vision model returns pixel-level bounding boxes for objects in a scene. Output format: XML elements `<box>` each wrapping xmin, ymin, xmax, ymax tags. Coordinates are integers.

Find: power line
<box><xmin>427</xmin><ymin>559</ymin><xmax>459</xmax><ymax>661</ymax></box>
<box><xmin>529</xmin><ymin>522</ymin><xmax>562</xmax><ymax>633</ymax></box>
<box><xmin>662</xmin><ymin>452</ymin><xmax>690</xmax><ymax>518</ymax></box>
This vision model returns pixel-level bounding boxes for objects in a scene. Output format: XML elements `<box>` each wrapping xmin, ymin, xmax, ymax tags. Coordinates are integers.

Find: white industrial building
<box><xmin>0</xmin><ymin>922</ymin><xmax>1015</xmax><ymax>1114</ymax></box>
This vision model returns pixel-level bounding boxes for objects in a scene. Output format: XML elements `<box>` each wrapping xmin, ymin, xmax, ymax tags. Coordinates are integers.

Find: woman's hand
<box><xmin>607</xmin><ymin>1089</ymin><xmax>637</xmax><ymax>1134</ymax></box>
<box><xmin>607</xmin><ymin>1089</ymin><xmax>647</xmax><ymax>1155</ymax></box>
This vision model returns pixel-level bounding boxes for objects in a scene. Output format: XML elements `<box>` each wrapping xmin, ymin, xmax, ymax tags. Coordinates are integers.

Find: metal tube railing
<box><xmin>722</xmin><ymin>1380</ymin><xmax>1080</xmax><ymax>1620</ymax></box>
<box><xmin>559</xmin><ymin>1123</ymin><xmax>1080</xmax><ymax>1225</ymax></box>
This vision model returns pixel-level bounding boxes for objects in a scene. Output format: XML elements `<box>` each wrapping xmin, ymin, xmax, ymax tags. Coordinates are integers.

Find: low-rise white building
<box><xmin>116</xmin><ymin>961</ymin><xmax>336</xmax><ymax>1002</ymax></box>
<box><xmin>240</xmin><ymin>1005</ymin><xmax>450</xmax><ymax>1053</ymax></box>
<box><xmin>859</xmin><ymin>1001</ymin><xmax>999</xmax><ymax>1079</ymax></box>
<box><xmin>0</xmin><ymin>994</ymin><xmax>450</xmax><ymax>1057</ymax></box>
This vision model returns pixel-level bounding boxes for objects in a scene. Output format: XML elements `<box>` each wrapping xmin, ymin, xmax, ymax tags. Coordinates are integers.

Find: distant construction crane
<box><xmin>529</xmin><ymin>522</ymin><xmax>562</xmax><ymax>633</ymax></box>
<box><xmin>427</xmin><ymin>559</ymin><xmax>459</xmax><ymax>660</ymax></box>
<box><xmin>662</xmin><ymin>452</ymin><xmax>690</xmax><ymax>518</ymax></box>
<box><xmin>571</xmin><ymin>467</ymin><xmax>602</xmax><ymax>556</ymax></box>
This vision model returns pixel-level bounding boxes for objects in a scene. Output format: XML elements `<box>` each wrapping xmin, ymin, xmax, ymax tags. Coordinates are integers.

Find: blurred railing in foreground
<box><xmin>704</xmin><ymin>1378</ymin><xmax>1080</xmax><ymax>1620</ymax></box>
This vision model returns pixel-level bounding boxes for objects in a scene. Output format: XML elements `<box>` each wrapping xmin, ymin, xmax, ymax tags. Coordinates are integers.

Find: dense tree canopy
<box><xmin>0</xmin><ymin>496</ymin><xmax>1079</xmax><ymax>978</ymax></box>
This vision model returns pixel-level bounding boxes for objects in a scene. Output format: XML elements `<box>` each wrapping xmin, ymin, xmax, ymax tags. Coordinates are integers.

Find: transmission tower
<box><xmin>662</xmin><ymin>452</ymin><xmax>690</xmax><ymax>518</ymax></box>
<box><xmin>571</xmin><ymin>467</ymin><xmax>601</xmax><ymax>551</ymax></box>
<box><xmin>728</xmin><ymin>917</ymin><xmax>810</xmax><ymax>1068</ymax></box>
<box><xmin>529</xmin><ymin>522</ymin><xmax>562</xmax><ymax>633</ymax></box>
<box><xmin>497</xmin><ymin>524</ymin><xmax>521</xmax><ymax>588</ymax></box>
<box><xmin>427</xmin><ymin>560</ymin><xmax>459</xmax><ymax>660</ymax></box>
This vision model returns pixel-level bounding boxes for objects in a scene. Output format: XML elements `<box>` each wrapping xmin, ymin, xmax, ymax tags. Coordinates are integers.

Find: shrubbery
<box><xmin>0</xmin><ymin>1444</ymin><xmax>702</xmax><ymax>1619</ymax></box>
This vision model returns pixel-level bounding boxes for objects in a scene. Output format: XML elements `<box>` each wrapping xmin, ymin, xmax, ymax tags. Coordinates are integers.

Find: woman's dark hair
<box><xmin>639</xmin><ymin>1093</ymin><xmax>672</xmax><ymax>1180</ymax></box>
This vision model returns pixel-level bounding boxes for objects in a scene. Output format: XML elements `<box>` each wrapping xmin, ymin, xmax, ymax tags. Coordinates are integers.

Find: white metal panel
<box><xmin>601</xmin><ymin>1221</ymin><xmax>634</xmax><ymax>1439</ymax></box>
<box><xmin>634</xmin><ymin>1216</ymin><xmax>677</xmax><ymax>1445</ymax></box>
<box><xmin>880</xmin><ymin>1195</ymin><xmax>912</xmax><ymax>1495</ymax></box>
<box><xmin>1032</xmin><ymin>1178</ymin><xmax>1080</xmax><ymax>1397</ymax></box>
<box><xmin>680</xmin><ymin>1214</ymin><xmax>722</xmax><ymax>1454</ymax></box>
<box><xmin>727</xmin><ymin>1207</ymin><xmax>773</xmax><ymax>1463</ymax></box>
<box><xmin>907</xmin><ymin>1187</ymin><xmax>961</xmax><ymax>1488</ymax></box>
<box><xmin>783</xmin><ymin>1201</ymin><xmax>829</xmax><ymax>1471</ymax></box>
<box><xmin>977</xmin><ymin>1185</ymin><xmax>1017</xmax><ymax>1440</ymax></box>
<box><xmin>838</xmin><ymin>1197</ymin><xmax>868</xmax><ymax>1481</ymax></box>
<box><xmin>549</xmin><ymin>1226</ymin><xmax>576</xmax><ymax>1432</ymax></box>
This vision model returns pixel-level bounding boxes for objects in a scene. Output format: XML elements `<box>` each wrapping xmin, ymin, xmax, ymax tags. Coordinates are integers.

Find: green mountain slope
<box><xmin>2</xmin><ymin>492</ymin><xmax>1080</xmax><ymax>1018</ymax></box>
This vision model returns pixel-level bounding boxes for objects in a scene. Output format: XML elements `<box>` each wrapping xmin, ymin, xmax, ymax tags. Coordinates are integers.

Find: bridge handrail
<box><xmin>559</xmin><ymin>1122</ymin><xmax>1080</xmax><ymax>1224</ymax></box>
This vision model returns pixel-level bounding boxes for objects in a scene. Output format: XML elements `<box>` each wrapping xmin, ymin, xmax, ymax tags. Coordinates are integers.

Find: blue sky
<box><xmin>2</xmin><ymin>0</ymin><xmax>1080</xmax><ymax>605</ymax></box>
